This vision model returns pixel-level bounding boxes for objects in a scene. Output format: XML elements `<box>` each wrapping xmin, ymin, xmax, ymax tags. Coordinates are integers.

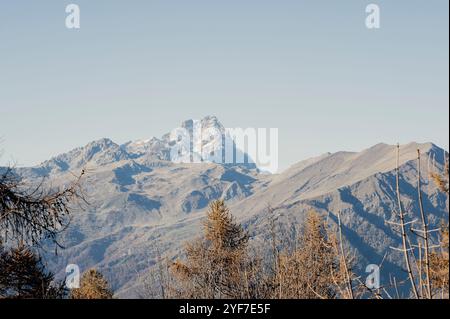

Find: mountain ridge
<box><xmin>4</xmin><ymin>117</ymin><xmax>448</xmax><ymax>298</ymax></box>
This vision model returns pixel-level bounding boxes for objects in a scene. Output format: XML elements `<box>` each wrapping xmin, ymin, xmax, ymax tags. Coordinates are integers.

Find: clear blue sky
<box><xmin>0</xmin><ymin>0</ymin><xmax>448</xmax><ymax>171</ymax></box>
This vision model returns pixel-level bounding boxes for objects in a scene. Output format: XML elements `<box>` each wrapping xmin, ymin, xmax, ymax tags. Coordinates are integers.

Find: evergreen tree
<box><xmin>171</xmin><ymin>200</ymin><xmax>251</xmax><ymax>298</ymax></box>
<box><xmin>0</xmin><ymin>243</ymin><xmax>66</xmax><ymax>299</ymax></box>
<box><xmin>275</xmin><ymin>211</ymin><xmax>343</xmax><ymax>299</ymax></box>
<box><xmin>70</xmin><ymin>269</ymin><xmax>114</xmax><ymax>299</ymax></box>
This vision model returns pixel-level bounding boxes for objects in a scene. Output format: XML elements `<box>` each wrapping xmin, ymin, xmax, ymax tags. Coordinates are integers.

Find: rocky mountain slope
<box><xmin>9</xmin><ymin>116</ymin><xmax>449</xmax><ymax>298</ymax></box>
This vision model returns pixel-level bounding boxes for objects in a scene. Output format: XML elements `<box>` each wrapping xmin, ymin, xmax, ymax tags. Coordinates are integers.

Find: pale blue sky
<box><xmin>0</xmin><ymin>0</ymin><xmax>448</xmax><ymax>171</ymax></box>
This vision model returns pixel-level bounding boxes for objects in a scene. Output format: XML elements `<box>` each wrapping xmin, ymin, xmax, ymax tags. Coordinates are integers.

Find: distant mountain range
<box><xmin>9</xmin><ymin>116</ymin><xmax>449</xmax><ymax>298</ymax></box>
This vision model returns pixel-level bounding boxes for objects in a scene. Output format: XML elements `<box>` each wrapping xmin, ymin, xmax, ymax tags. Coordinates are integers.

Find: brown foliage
<box><xmin>170</xmin><ymin>200</ymin><xmax>257</xmax><ymax>298</ymax></box>
<box><xmin>70</xmin><ymin>269</ymin><xmax>113</xmax><ymax>299</ymax></box>
<box><xmin>431</xmin><ymin>161</ymin><xmax>449</xmax><ymax>194</ymax></box>
<box><xmin>166</xmin><ymin>202</ymin><xmax>351</xmax><ymax>299</ymax></box>
<box><xmin>429</xmin><ymin>226</ymin><xmax>449</xmax><ymax>298</ymax></box>
<box><xmin>272</xmin><ymin>211</ymin><xmax>348</xmax><ymax>299</ymax></box>
<box><xmin>429</xmin><ymin>158</ymin><xmax>449</xmax><ymax>298</ymax></box>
